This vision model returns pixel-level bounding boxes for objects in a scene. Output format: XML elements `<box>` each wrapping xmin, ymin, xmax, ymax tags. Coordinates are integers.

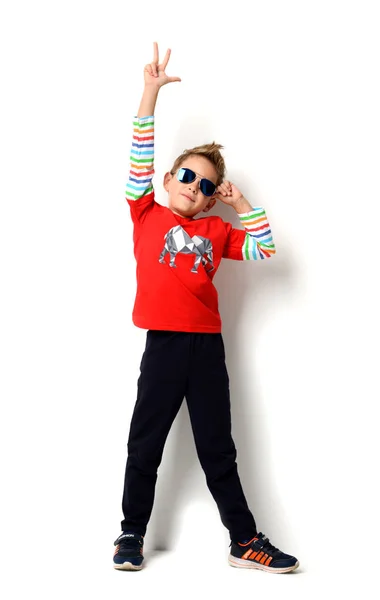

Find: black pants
<box><xmin>121</xmin><ymin>331</ymin><xmax>257</xmax><ymax>542</ymax></box>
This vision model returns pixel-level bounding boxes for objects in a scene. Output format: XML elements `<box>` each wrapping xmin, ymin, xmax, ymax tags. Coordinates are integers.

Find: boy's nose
<box><xmin>188</xmin><ymin>178</ymin><xmax>200</xmax><ymax>192</ymax></box>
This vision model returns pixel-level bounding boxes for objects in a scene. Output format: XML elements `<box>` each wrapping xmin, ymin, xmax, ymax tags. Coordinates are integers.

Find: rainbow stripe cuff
<box><xmin>238</xmin><ymin>209</ymin><xmax>276</xmax><ymax>260</ymax></box>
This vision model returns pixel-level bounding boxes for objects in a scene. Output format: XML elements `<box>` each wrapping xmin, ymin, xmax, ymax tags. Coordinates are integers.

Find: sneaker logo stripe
<box><xmin>242</xmin><ymin>548</ymin><xmax>253</xmax><ymax>559</ymax></box>
<box><xmin>238</xmin><ymin>536</ymin><xmax>257</xmax><ymax>547</ymax></box>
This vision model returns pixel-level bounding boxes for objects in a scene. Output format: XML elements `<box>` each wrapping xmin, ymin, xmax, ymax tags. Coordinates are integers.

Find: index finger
<box><xmin>153</xmin><ymin>41</ymin><xmax>159</xmax><ymax>64</ymax></box>
<box><xmin>161</xmin><ymin>48</ymin><xmax>171</xmax><ymax>71</ymax></box>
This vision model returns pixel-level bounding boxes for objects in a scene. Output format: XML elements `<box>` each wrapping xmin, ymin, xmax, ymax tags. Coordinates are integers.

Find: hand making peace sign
<box><xmin>144</xmin><ymin>42</ymin><xmax>181</xmax><ymax>88</ymax></box>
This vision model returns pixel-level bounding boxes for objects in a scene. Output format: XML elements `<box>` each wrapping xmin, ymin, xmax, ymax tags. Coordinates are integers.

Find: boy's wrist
<box><xmin>233</xmin><ymin>196</ymin><xmax>253</xmax><ymax>214</ymax></box>
<box><xmin>143</xmin><ymin>82</ymin><xmax>161</xmax><ymax>94</ymax></box>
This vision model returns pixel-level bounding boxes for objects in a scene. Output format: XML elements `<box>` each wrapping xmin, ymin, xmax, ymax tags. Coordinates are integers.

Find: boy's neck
<box><xmin>170</xmin><ymin>207</ymin><xmax>196</xmax><ymax>220</ymax></box>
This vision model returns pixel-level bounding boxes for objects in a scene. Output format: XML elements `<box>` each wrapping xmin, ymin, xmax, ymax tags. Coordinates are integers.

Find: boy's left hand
<box><xmin>214</xmin><ymin>180</ymin><xmax>243</xmax><ymax>207</ymax></box>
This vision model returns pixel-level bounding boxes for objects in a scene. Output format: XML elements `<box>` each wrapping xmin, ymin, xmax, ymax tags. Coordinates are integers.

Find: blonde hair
<box><xmin>170</xmin><ymin>142</ymin><xmax>226</xmax><ymax>187</ymax></box>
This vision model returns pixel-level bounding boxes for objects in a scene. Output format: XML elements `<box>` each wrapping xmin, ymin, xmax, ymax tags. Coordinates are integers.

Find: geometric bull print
<box><xmin>159</xmin><ymin>225</ymin><xmax>214</xmax><ymax>274</ymax></box>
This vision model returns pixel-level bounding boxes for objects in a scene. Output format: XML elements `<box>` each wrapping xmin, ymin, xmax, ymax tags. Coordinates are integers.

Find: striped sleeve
<box><xmin>238</xmin><ymin>208</ymin><xmax>276</xmax><ymax>260</ymax></box>
<box><xmin>125</xmin><ymin>116</ymin><xmax>155</xmax><ymax>202</ymax></box>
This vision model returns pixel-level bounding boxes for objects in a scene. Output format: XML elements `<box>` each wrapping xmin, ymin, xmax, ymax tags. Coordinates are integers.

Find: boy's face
<box><xmin>163</xmin><ymin>155</ymin><xmax>218</xmax><ymax>218</ymax></box>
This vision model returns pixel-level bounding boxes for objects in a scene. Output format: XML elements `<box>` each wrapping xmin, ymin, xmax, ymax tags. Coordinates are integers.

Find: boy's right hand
<box><xmin>144</xmin><ymin>42</ymin><xmax>181</xmax><ymax>88</ymax></box>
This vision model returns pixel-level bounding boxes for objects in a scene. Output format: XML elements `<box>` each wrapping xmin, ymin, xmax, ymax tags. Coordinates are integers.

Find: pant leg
<box><xmin>185</xmin><ymin>333</ymin><xmax>257</xmax><ymax>542</ymax></box>
<box><xmin>121</xmin><ymin>331</ymin><xmax>189</xmax><ymax>535</ymax></box>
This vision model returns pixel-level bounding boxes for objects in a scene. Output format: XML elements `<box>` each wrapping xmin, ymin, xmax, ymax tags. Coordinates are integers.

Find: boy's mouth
<box><xmin>181</xmin><ymin>193</ymin><xmax>195</xmax><ymax>203</ymax></box>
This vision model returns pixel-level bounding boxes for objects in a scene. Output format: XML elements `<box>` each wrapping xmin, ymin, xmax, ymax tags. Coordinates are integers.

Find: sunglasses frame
<box><xmin>174</xmin><ymin>167</ymin><xmax>217</xmax><ymax>197</ymax></box>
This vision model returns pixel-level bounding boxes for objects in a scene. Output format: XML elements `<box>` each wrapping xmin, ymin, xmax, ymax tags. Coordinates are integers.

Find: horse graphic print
<box><xmin>159</xmin><ymin>225</ymin><xmax>214</xmax><ymax>274</ymax></box>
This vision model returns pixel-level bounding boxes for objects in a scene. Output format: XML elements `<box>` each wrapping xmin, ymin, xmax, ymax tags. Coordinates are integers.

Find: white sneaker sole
<box><xmin>228</xmin><ymin>555</ymin><xmax>299</xmax><ymax>574</ymax></box>
<box><xmin>113</xmin><ymin>561</ymin><xmax>143</xmax><ymax>571</ymax></box>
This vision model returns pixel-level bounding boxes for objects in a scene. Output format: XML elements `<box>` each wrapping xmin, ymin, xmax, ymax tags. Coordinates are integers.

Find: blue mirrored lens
<box><xmin>200</xmin><ymin>180</ymin><xmax>216</xmax><ymax>196</ymax></box>
<box><xmin>177</xmin><ymin>168</ymin><xmax>196</xmax><ymax>183</ymax></box>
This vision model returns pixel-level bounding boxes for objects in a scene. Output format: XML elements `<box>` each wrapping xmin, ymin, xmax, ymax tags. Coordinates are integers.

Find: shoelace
<box><xmin>256</xmin><ymin>533</ymin><xmax>279</xmax><ymax>554</ymax></box>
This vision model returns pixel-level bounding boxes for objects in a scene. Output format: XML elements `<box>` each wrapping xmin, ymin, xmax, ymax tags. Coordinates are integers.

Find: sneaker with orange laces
<box><xmin>228</xmin><ymin>532</ymin><xmax>299</xmax><ymax>573</ymax></box>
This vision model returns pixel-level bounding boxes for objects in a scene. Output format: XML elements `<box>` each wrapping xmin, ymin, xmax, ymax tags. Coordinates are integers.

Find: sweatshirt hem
<box><xmin>132</xmin><ymin>317</ymin><xmax>222</xmax><ymax>334</ymax></box>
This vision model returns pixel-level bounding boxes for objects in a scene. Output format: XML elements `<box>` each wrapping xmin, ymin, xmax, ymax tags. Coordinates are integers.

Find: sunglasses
<box><xmin>176</xmin><ymin>167</ymin><xmax>217</xmax><ymax>197</ymax></box>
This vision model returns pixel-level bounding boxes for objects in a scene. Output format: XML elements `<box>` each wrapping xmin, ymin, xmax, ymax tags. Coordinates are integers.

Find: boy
<box><xmin>113</xmin><ymin>42</ymin><xmax>299</xmax><ymax>574</ymax></box>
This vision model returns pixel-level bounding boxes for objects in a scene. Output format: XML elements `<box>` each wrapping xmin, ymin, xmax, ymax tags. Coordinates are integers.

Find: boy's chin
<box><xmin>170</xmin><ymin>202</ymin><xmax>201</xmax><ymax>218</ymax></box>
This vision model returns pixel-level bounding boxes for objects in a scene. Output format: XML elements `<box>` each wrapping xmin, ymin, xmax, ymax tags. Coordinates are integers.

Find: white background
<box><xmin>1</xmin><ymin>0</ymin><xmax>379</xmax><ymax>598</ymax></box>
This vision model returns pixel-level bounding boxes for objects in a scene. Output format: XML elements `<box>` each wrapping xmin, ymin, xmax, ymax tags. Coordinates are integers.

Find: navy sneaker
<box><xmin>228</xmin><ymin>532</ymin><xmax>299</xmax><ymax>573</ymax></box>
<box><xmin>113</xmin><ymin>531</ymin><xmax>144</xmax><ymax>571</ymax></box>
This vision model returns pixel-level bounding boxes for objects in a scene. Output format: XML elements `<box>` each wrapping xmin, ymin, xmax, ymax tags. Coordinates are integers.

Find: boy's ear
<box><xmin>163</xmin><ymin>171</ymin><xmax>172</xmax><ymax>192</ymax></box>
<box><xmin>203</xmin><ymin>197</ymin><xmax>217</xmax><ymax>213</ymax></box>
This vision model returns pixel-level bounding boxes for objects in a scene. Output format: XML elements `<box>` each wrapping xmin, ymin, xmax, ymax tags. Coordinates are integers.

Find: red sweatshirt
<box><xmin>126</xmin><ymin>116</ymin><xmax>276</xmax><ymax>333</ymax></box>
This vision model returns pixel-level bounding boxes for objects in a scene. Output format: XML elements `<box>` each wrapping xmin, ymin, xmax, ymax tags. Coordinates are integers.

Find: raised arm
<box><xmin>126</xmin><ymin>43</ymin><xmax>181</xmax><ymax>205</ymax></box>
